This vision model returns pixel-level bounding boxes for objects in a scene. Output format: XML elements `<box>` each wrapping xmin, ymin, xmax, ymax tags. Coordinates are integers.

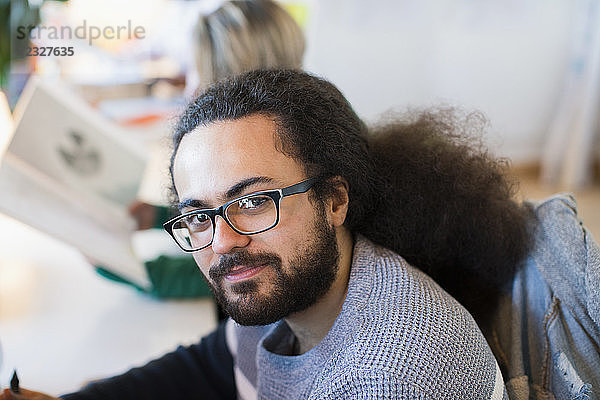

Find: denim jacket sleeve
<box><xmin>491</xmin><ymin>193</ymin><xmax>600</xmax><ymax>400</ymax></box>
<box><xmin>532</xmin><ymin>193</ymin><xmax>600</xmax><ymax>337</ymax></box>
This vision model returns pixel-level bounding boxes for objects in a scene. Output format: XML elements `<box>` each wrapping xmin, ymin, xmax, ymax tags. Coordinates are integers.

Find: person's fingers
<box><xmin>128</xmin><ymin>200</ymin><xmax>146</xmax><ymax>214</ymax></box>
<box><xmin>128</xmin><ymin>201</ymin><xmax>157</xmax><ymax>230</ymax></box>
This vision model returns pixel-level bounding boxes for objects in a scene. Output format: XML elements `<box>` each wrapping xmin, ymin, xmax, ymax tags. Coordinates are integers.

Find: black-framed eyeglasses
<box><xmin>163</xmin><ymin>177</ymin><xmax>318</xmax><ymax>252</ymax></box>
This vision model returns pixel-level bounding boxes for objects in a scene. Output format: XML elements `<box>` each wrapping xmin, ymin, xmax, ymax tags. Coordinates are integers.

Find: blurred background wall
<box><xmin>303</xmin><ymin>0</ymin><xmax>589</xmax><ymax>164</ymax></box>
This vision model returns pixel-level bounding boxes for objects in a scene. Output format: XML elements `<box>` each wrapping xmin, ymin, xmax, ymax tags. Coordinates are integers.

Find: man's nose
<box><xmin>211</xmin><ymin>215</ymin><xmax>251</xmax><ymax>254</ymax></box>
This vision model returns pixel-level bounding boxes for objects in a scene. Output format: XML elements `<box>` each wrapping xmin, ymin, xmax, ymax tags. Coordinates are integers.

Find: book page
<box><xmin>9</xmin><ymin>78</ymin><xmax>146</xmax><ymax>211</ymax></box>
<box><xmin>0</xmin><ymin>154</ymin><xmax>150</xmax><ymax>288</ymax></box>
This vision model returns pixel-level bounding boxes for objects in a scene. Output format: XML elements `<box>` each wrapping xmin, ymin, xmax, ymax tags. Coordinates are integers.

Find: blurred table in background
<box><xmin>0</xmin><ymin>211</ymin><xmax>216</xmax><ymax>396</ymax></box>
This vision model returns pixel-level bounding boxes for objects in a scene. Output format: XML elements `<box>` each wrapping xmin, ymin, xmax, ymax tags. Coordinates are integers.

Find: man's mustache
<box><xmin>209</xmin><ymin>250</ymin><xmax>281</xmax><ymax>280</ymax></box>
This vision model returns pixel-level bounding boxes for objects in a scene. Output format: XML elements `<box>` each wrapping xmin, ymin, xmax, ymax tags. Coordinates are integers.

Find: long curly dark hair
<box><xmin>365</xmin><ymin>110</ymin><xmax>536</xmax><ymax>330</ymax></box>
<box><xmin>170</xmin><ymin>69</ymin><xmax>536</xmax><ymax>331</ymax></box>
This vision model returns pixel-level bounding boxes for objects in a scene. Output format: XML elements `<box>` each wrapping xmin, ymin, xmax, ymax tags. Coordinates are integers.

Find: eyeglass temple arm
<box><xmin>281</xmin><ymin>177</ymin><xmax>318</xmax><ymax>197</ymax></box>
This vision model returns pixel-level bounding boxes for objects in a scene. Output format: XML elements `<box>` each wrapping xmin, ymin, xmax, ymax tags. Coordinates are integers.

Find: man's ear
<box><xmin>326</xmin><ymin>176</ymin><xmax>349</xmax><ymax>227</ymax></box>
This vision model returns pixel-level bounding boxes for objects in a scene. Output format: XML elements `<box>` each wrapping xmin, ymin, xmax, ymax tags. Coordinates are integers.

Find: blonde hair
<box><xmin>194</xmin><ymin>0</ymin><xmax>305</xmax><ymax>86</ymax></box>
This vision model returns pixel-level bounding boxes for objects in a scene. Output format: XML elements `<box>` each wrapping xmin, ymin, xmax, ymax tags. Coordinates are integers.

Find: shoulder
<box><xmin>339</xmin><ymin>237</ymin><xmax>505</xmax><ymax>398</ymax></box>
<box><xmin>353</xmin><ymin>236</ymin><xmax>485</xmax><ymax>331</ymax></box>
<box><xmin>357</xmin><ymin>236</ymin><xmax>482</xmax><ymax>328</ymax></box>
<box><xmin>529</xmin><ymin>193</ymin><xmax>585</xmax><ymax>248</ymax></box>
<box><xmin>526</xmin><ymin>193</ymin><xmax>600</xmax><ymax>330</ymax></box>
<box><xmin>528</xmin><ymin>192</ymin><xmax>594</xmax><ymax>264</ymax></box>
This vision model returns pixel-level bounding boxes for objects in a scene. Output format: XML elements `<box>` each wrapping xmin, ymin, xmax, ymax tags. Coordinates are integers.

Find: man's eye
<box><xmin>238</xmin><ymin>196</ymin><xmax>269</xmax><ymax>210</ymax></box>
<box><xmin>193</xmin><ymin>214</ymin><xmax>209</xmax><ymax>223</ymax></box>
<box><xmin>185</xmin><ymin>213</ymin><xmax>210</xmax><ymax>230</ymax></box>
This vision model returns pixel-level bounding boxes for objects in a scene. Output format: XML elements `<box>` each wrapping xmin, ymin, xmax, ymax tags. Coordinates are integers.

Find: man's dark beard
<box><xmin>206</xmin><ymin>214</ymin><xmax>340</xmax><ymax>326</ymax></box>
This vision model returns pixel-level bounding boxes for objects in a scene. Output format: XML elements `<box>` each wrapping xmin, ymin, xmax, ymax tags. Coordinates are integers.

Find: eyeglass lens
<box><xmin>171</xmin><ymin>194</ymin><xmax>278</xmax><ymax>250</ymax></box>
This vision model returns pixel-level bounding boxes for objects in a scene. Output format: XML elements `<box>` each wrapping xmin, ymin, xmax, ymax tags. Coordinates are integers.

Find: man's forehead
<box><xmin>173</xmin><ymin>115</ymin><xmax>306</xmax><ymax>205</ymax></box>
<box><xmin>179</xmin><ymin>114</ymin><xmax>284</xmax><ymax>157</ymax></box>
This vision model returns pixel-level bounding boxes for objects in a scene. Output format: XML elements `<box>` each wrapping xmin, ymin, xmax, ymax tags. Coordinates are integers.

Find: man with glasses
<box><xmin>8</xmin><ymin>70</ymin><xmax>525</xmax><ymax>399</ymax></box>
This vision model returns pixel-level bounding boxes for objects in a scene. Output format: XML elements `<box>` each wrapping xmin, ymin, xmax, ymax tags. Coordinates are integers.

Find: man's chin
<box><xmin>215</xmin><ymin>285</ymin><xmax>298</xmax><ymax>326</ymax></box>
<box><xmin>228</xmin><ymin>278</ymin><xmax>259</xmax><ymax>295</ymax></box>
<box><xmin>224</xmin><ymin>298</ymin><xmax>288</xmax><ymax>326</ymax></box>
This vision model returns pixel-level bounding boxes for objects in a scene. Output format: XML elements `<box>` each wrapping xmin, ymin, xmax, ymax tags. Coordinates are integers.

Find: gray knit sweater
<box><xmin>225</xmin><ymin>235</ymin><xmax>507</xmax><ymax>399</ymax></box>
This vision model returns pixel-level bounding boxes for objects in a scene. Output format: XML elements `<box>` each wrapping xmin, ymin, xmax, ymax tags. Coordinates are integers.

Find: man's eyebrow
<box><xmin>225</xmin><ymin>176</ymin><xmax>274</xmax><ymax>199</ymax></box>
<box><xmin>177</xmin><ymin>198</ymin><xmax>210</xmax><ymax>211</ymax></box>
<box><xmin>177</xmin><ymin>176</ymin><xmax>275</xmax><ymax>211</ymax></box>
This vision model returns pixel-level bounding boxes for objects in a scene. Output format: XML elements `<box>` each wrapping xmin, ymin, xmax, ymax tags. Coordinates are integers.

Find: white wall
<box><xmin>303</xmin><ymin>0</ymin><xmax>576</xmax><ymax>163</ymax></box>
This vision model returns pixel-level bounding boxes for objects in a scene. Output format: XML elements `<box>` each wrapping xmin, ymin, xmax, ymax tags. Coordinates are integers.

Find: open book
<box><xmin>0</xmin><ymin>78</ymin><xmax>151</xmax><ymax>288</ymax></box>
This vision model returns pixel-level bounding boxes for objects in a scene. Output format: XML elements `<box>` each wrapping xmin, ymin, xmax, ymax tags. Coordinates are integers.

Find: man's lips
<box><xmin>224</xmin><ymin>264</ymin><xmax>267</xmax><ymax>282</ymax></box>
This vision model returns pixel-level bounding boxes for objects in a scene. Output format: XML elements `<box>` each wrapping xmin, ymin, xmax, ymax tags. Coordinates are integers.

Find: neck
<box><xmin>284</xmin><ymin>227</ymin><xmax>354</xmax><ymax>354</ymax></box>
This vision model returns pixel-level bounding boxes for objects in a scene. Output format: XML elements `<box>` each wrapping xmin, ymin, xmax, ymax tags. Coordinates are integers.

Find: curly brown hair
<box><xmin>365</xmin><ymin>110</ymin><xmax>536</xmax><ymax>330</ymax></box>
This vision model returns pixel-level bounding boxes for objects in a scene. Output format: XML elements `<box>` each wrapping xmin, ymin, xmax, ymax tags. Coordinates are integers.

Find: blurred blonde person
<box><xmin>186</xmin><ymin>0</ymin><xmax>305</xmax><ymax>93</ymax></box>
